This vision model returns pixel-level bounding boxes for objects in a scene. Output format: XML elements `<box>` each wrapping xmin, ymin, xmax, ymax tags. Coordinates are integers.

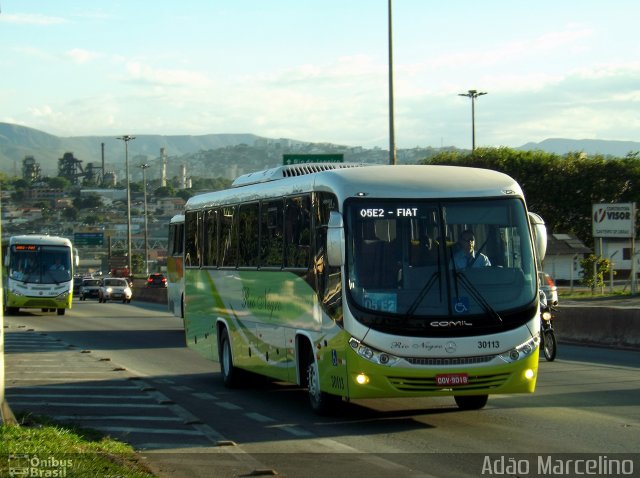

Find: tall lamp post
<box><xmin>139</xmin><ymin>163</ymin><xmax>150</xmax><ymax>276</ymax></box>
<box><xmin>458</xmin><ymin>89</ymin><xmax>487</xmax><ymax>151</ymax></box>
<box><xmin>388</xmin><ymin>0</ymin><xmax>397</xmax><ymax>165</ymax></box>
<box><xmin>116</xmin><ymin>135</ymin><xmax>136</xmax><ymax>275</ymax></box>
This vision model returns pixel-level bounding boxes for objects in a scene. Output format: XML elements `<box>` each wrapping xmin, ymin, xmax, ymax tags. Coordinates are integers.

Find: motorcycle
<box><xmin>539</xmin><ymin>290</ymin><xmax>557</xmax><ymax>361</ymax></box>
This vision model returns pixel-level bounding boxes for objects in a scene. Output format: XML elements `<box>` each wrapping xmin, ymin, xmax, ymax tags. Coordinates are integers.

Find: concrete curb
<box><xmin>132</xmin><ymin>287</ymin><xmax>167</xmax><ymax>305</ymax></box>
<box><xmin>1</xmin><ymin>398</ymin><xmax>18</xmax><ymax>426</ymax></box>
<box><xmin>554</xmin><ymin>305</ymin><xmax>640</xmax><ymax>350</ymax></box>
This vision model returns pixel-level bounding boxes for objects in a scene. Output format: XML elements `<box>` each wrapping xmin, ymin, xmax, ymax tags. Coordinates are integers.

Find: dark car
<box><xmin>73</xmin><ymin>275</ymin><xmax>83</xmax><ymax>295</ymax></box>
<box><xmin>79</xmin><ymin>278</ymin><xmax>101</xmax><ymax>300</ymax></box>
<box><xmin>146</xmin><ymin>273</ymin><xmax>167</xmax><ymax>288</ymax></box>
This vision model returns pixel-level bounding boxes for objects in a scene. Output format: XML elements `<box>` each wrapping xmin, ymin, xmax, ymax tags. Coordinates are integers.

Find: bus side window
<box><xmin>238</xmin><ymin>203</ymin><xmax>259</xmax><ymax>267</ymax></box>
<box><xmin>220</xmin><ymin>206</ymin><xmax>238</xmax><ymax>267</ymax></box>
<box><xmin>285</xmin><ymin>195</ymin><xmax>311</xmax><ymax>268</ymax></box>
<box><xmin>184</xmin><ymin>211</ymin><xmax>199</xmax><ymax>267</ymax></box>
<box><xmin>260</xmin><ymin>199</ymin><xmax>284</xmax><ymax>267</ymax></box>
<box><xmin>203</xmin><ymin>208</ymin><xmax>219</xmax><ymax>267</ymax></box>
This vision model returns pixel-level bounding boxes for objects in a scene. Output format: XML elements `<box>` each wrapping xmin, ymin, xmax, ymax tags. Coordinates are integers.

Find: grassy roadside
<box><xmin>557</xmin><ymin>282</ymin><xmax>636</xmax><ymax>301</ymax></box>
<box><xmin>0</xmin><ymin>413</ymin><xmax>156</xmax><ymax>477</ymax></box>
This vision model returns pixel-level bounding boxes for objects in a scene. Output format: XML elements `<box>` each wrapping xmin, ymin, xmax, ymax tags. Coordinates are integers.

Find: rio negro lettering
<box><xmin>241</xmin><ymin>287</ymin><xmax>283</xmax><ymax>317</ymax></box>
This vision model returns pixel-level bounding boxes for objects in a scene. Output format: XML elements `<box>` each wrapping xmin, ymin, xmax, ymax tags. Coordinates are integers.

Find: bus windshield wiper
<box><xmin>405</xmin><ymin>271</ymin><xmax>440</xmax><ymax>318</ymax></box>
<box><xmin>455</xmin><ymin>271</ymin><xmax>503</xmax><ymax>323</ymax></box>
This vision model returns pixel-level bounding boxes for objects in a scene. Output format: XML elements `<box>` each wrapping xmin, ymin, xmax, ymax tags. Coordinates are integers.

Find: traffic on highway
<box><xmin>3</xmin><ymin>299</ymin><xmax>639</xmax><ymax>478</ymax></box>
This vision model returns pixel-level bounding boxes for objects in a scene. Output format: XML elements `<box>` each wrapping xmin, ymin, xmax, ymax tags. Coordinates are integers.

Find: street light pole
<box><xmin>388</xmin><ymin>0</ymin><xmax>397</xmax><ymax>165</ymax></box>
<box><xmin>116</xmin><ymin>135</ymin><xmax>136</xmax><ymax>275</ymax></box>
<box><xmin>458</xmin><ymin>89</ymin><xmax>487</xmax><ymax>151</ymax></box>
<box><xmin>139</xmin><ymin>163</ymin><xmax>150</xmax><ymax>276</ymax></box>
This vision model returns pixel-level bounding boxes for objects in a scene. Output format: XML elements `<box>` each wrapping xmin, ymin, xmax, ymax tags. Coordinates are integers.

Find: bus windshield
<box><xmin>9</xmin><ymin>244</ymin><xmax>72</xmax><ymax>284</ymax></box>
<box><xmin>345</xmin><ymin>197</ymin><xmax>537</xmax><ymax>331</ymax></box>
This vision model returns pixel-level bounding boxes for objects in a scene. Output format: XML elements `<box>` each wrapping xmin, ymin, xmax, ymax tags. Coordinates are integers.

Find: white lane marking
<box><xmin>55</xmin><ymin>415</ymin><xmax>184</xmax><ymax>422</ymax></box>
<box><xmin>13</xmin><ymin>401</ymin><xmax>166</xmax><ymax>409</ymax></box>
<box><xmin>245</xmin><ymin>412</ymin><xmax>276</xmax><ymax>423</ymax></box>
<box><xmin>192</xmin><ymin>392</ymin><xmax>218</xmax><ymax>400</ymax></box>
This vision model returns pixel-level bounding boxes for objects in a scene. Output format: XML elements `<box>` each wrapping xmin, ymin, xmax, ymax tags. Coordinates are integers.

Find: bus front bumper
<box><xmin>342</xmin><ymin>348</ymin><xmax>539</xmax><ymax>400</ymax></box>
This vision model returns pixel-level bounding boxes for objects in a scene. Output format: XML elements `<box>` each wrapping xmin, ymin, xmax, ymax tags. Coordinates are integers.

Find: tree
<box><xmin>580</xmin><ymin>255</ymin><xmax>612</xmax><ymax>293</ymax></box>
<box><xmin>423</xmin><ymin>147</ymin><xmax>640</xmax><ymax>248</ymax></box>
<box><xmin>48</xmin><ymin>176</ymin><xmax>71</xmax><ymax>189</ymax></box>
<box><xmin>176</xmin><ymin>189</ymin><xmax>194</xmax><ymax>201</ymax></box>
<box><xmin>73</xmin><ymin>193</ymin><xmax>104</xmax><ymax>210</ymax></box>
<box><xmin>154</xmin><ymin>185</ymin><xmax>175</xmax><ymax>197</ymax></box>
<box><xmin>62</xmin><ymin>207</ymin><xmax>79</xmax><ymax>221</ymax></box>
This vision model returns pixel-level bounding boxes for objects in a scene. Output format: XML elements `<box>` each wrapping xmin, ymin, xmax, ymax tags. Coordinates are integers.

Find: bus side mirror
<box><xmin>326</xmin><ymin>211</ymin><xmax>345</xmax><ymax>267</ymax></box>
<box><xmin>528</xmin><ymin>212</ymin><xmax>547</xmax><ymax>262</ymax></box>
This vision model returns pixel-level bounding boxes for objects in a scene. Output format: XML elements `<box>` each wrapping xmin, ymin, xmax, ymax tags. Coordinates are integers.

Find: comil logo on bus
<box><xmin>592</xmin><ymin>203</ymin><xmax>636</xmax><ymax>239</ymax></box>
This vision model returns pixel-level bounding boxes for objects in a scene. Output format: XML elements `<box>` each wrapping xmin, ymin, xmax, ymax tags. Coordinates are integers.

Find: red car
<box><xmin>146</xmin><ymin>273</ymin><xmax>167</xmax><ymax>288</ymax></box>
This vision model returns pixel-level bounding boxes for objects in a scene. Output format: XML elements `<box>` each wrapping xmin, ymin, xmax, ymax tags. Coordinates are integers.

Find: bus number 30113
<box><xmin>478</xmin><ymin>340</ymin><xmax>500</xmax><ymax>349</ymax></box>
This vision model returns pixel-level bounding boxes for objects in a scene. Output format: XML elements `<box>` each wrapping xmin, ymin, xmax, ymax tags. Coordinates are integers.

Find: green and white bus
<box><xmin>167</xmin><ymin>214</ymin><xmax>185</xmax><ymax>318</ymax></box>
<box><xmin>3</xmin><ymin>234</ymin><xmax>77</xmax><ymax>316</ymax></box>
<box><xmin>183</xmin><ymin>163</ymin><xmax>547</xmax><ymax>413</ymax></box>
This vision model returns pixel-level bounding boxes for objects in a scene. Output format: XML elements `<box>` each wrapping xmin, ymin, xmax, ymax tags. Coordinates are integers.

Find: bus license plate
<box><xmin>436</xmin><ymin>373</ymin><xmax>469</xmax><ymax>386</ymax></box>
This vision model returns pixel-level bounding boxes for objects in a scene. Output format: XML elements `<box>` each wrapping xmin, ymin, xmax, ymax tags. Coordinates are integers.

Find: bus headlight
<box><xmin>57</xmin><ymin>291</ymin><xmax>70</xmax><ymax>299</ymax></box>
<box><xmin>498</xmin><ymin>336</ymin><xmax>538</xmax><ymax>363</ymax></box>
<box><xmin>349</xmin><ymin>337</ymin><xmax>400</xmax><ymax>366</ymax></box>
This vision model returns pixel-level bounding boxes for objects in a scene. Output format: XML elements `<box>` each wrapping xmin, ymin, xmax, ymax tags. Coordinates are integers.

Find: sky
<box><xmin>1</xmin><ymin>1</ymin><xmax>640</xmax><ymax>150</ymax></box>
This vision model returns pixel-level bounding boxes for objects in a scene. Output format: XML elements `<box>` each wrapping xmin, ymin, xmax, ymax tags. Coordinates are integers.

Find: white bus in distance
<box><xmin>3</xmin><ymin>234</ymin><xmax>78</xmax><ymax>315</ymax></box>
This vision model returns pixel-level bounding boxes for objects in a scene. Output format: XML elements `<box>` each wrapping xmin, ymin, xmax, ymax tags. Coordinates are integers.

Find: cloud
<box><xmin>65</xmin><ymin>48</ymin><xmax>101</xmax><ymax>64</ymax></box>
<box><xmin>0</xmin><ymin>13</ymin><xmax>66</xmax><ymax>25</ymax></box>
<box><xmin>123</xmin><ymin>61</ymin><xmax>211</xmax><ymax>88</ymax></box>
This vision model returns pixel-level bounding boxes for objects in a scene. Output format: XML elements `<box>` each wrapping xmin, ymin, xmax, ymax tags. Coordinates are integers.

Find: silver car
<box><xmin>98</xmin><ymin>278</ymin><xmax>133</xmax><ymax>303</ymax></box>
<box><xmin>539</xmin><ymin>272</ymin><xmax>558</xmax><ymax>306</ymax></box>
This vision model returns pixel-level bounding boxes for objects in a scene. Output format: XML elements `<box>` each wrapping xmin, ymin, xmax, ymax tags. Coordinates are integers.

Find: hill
<box><xmin>0</xmin><ymin>123</ymin><xmax>439</xmax><ymax>180</ymax></box>
<box><xmin>517</xmin><ymin>138</ymin><xmax>640</xmax><ymax>157</ymax></box>
<box><xmin>0</xmin><ymin>122</ymin><xmax>267</xmax><ymax>176</ymax></box>
<box><xmin>3</xmin><ymin>122</ymin><xmax>640</xmax><ymax>179</ymax></box>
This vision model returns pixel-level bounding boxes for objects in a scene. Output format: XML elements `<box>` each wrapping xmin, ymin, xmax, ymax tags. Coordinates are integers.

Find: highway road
<box><xmin>3</xmin><ymin>300</ymin><xmax>640</xmax><ymax>478</ymax></box>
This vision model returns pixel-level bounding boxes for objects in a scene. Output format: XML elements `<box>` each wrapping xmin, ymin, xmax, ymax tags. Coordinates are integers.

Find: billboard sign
<box><xmin>592</xmin><ymin>203</ymin><xmax>635</xmax><ymax>238</ymax></box>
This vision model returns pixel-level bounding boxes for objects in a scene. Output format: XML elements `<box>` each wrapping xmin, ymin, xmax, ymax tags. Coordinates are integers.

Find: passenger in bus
<box><xmin>49</xmin><ymin>258</ymin><xmax>66</xmax><ymax>271</ymax></box>
<box><xmin>411</xmin><ymin>224</ymin><xmax>440</xmax><ymax>266</ymax></box>
<box><xmin>452</xmin><ymin>230</ymin><xmax>491</xmax><ymax>269</ymax></box>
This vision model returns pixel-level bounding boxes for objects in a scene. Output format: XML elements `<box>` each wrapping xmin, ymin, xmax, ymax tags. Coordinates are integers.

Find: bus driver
<box><xmin>452</xmin><ymin>230</ymin><xmax>491</xmax><ymax>270</ymax></box>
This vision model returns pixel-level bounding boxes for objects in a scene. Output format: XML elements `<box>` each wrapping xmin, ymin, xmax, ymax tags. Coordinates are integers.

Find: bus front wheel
<box><xmin>57</xmin><ymin>308</ymin><xmax>65</xmax><ymax>316</ymax></box>
<box><xmin>306</xmin><ymin>350</ymin><xmax>340</xmax><ymax>415</ymax></box>
<box><xmin>220</xmin><ymin>329</ymin><xmax>239</xmax><ymax>388</ymax></box>
<box><xmin>454</xmin><ymin>394</ymin><xmax>488</xmax><ymax>410</ymax></box>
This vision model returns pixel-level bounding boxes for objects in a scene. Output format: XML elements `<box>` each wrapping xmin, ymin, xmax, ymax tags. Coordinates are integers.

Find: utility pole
<box><xmin>139</xmin><ymin>163</ymin><xmax>150</xmax><ymax>276</ymax></box>
<box><xmin>388</xmin><ymin>0</ymin><xmax>397</xmax><ymax>165</ymax></box>
<box><xmin>116</xmin><ymin>135</ymin><xmax>136</xmax><ymax>275</ymax></box>
<box><xmin>458</xmin><ymin>89</ymin><xmax>487</xmax><ymax>151</ymax></box>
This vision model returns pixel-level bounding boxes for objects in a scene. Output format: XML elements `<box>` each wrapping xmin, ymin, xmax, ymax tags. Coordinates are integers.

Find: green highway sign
<box><xmin>283</xmin><ymin>154</ymin><xmax>344</xmax><ymax>165</ymax></box>
<box><xmin>74</xmin><ymin>232</ymin><xmax>104</xmax><ymax>247</ymax></box>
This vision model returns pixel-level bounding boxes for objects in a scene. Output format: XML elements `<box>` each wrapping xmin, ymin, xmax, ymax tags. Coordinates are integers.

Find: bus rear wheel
<box><xmin>219</xmin><ymin>328</ymin><xmax>239</xmax><ymax>387</ymax></box>
<box><xmin>454</xmin><ymin>394</ymin><xmax>488</xmax><ymax>410</ymax></box>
